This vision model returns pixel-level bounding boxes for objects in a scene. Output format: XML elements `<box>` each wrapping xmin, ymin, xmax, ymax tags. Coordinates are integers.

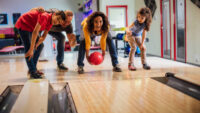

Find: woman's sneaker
<box><xmin>143</xmin><ymin>64</ymin><xmax>151</xmax><ymax>70</ymax></box>
<box><xmin>128</xmin><ymin>65</ymin><xmax>137</xmax><ymax>71</ymax></box>
<box><xmin>58</xmin><ymin>63</ymin><xmax>68</xmax><ymax>71</ymax></box>
<box><xmin>78</xmin><ymin>66</ymin><xmax>84</xmax><ymax>74</ymax></box>
<box><xmin>113</xmin><ymin>65</ymin><xmax>122</xmax><ymax>72</ymax></box>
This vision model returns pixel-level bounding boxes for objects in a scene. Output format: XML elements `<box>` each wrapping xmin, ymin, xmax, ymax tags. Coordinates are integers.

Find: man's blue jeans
<box><xmin>18</xmin><ymin>29</ymin><xmax>44</xmax><ymax>73</ymax></box>
<box><xmin>48</xmin><ymin>31</ymin><xmax>65</xmax><ymax>65</ymax></box>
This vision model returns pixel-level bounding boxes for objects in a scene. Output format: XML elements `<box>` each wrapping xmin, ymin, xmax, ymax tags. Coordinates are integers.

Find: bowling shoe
<box><xmin>143</xmin><ymin>64</ymin><xmax>151</xmax><ymax>70</ymax></box>
<box><xmin>113</xmin><ymin>64</ymin><xmax>122</xmax><ymax>72</ymax></box>
<box><xmin>128</xmin><ymin>65</ymin><xmax>137</xmax><ymax>71</ymax></box>
<box><xmin>78</xmin><ymin>66</ymin><xmax>84</xmax><ymax>74</ymax></box>
<box><xmin>30</xmin><ymin>72</ymin><xmax>42</xmax><ymax>79</ymax></box>
<box><xmin>58</xmin><ymin>63</ymin><xmax>69</xmax><ymax>71</ymax></box>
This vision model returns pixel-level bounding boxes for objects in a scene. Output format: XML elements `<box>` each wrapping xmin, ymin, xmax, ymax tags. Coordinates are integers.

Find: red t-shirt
<box><xmin>15</xmin><ymin>10</ymin><xmax>52</xmax><ymax>32</ymax></box>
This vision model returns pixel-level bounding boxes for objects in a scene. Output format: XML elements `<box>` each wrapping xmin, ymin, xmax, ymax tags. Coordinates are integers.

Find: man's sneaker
<box><xmin>128</xmin><ymin>65</ymin><xmax>137</xmax><ymax>71</ymax></box>
<box><xmin>30</xmin><ymin>72</ymin><xmax>42</xmax><ymax>79</ymax></box>
<box><xmin>113</xmin><ymin>65</ymin><xmax>122</xmax><ymax>72</ymax></box>
<box><xmin>78</xmin><ymin>66</ymin><xmax>84</xmax><ymax>74</ymax></box>
<box><xmin>28</xmin><ymin>70</ymin><xmax>44</xmax><ymax>75</ymax></box>
<box><xmin>36</xmin><ymin>70</ymin><xmax>44</xmax><ymax>75</ymax></box>
<box><xmin>143</xmin><ymin>64</ymin><xmax>151</xmax><ymax>70</ymax></box>
<box><xmin>58</xmin><ymin>63</ymin><xmax>68</xmax><ymax>71</ymax></box>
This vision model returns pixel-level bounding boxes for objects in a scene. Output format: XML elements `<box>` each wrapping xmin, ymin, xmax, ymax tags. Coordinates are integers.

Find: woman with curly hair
<box><xmin>126</xmin><ymin>7</ymin><xmax>152</xmax><ymax>71</ymax></box>
<box><xmin>77</xmin><ymin>11</ymin><xmax>122</xmax><ymax>74</ymax></box>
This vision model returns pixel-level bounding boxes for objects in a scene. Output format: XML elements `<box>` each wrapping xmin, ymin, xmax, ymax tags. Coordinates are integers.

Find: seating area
<box><xmin>0</xmin><ymin>46</ymin><xmax>24</xmax><ymax>54</ymax></box>
<box><xmin>0</xmin><ymin>27</ymin><xmax>24</xmax><ymax>55</ymax></box>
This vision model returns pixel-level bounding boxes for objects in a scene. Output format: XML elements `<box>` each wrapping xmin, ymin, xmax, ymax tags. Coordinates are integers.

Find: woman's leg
<box><xmin>77</xmin><ymin>39</ymin><xmax>86</xmax><ymax>67</ymax></box>
<box><xmin>106</xmin><ymin>33</ymin><xmax>122</xmax><ymax>72</ymax></box>
<box><xmin>106</xmin><ymin>33</ymin><xmax>118</xmax><ymax>67</ymax></box>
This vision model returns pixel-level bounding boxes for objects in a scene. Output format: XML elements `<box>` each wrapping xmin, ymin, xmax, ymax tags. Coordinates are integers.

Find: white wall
<box><xmin>99</xmin><ymin>0</ymin><xmax>135</xmax><ymax>49</ymax></box>
<box><xmin>132</xmin><ymin>0</ymin><xmax>161</xmax><ymax>57</ymax></box>
<box><xmin>134</xmin><ymin>0</ymin><xmax>200</xmax><ymax>65</ymax></box>
<box><xmin>0</xmin><ymin>0</ymin><xmax>83</xmax><ymax>30</ymax></box>
<box><xmin>99</xmin><ymin>0</ymin><xmax>200</xmax><ymax>65</ymax></box>
<box><xmin>99</xmin><ymin>0</ymin><xmax>161</xmax><ymax>57</ymax></box>
<box><xmin>99</xmin><ymin>0</ymin><xmax>135</xmax><ymax>26</ymax></box>
<box><xmin>186</xmin><ymin>1</ymin><xmax>200</xmax><ymax>65</ymax></box>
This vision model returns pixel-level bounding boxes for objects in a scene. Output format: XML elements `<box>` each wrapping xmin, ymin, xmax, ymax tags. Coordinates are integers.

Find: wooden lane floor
<box><xmin>68</xmin><ymin>79</ymin><xmax>200</xmax><ymax>113</ymax></box>
<box><xmin>0</xmin><ymin>84</ymin><xmax>8</xmax><ymax>95</ymax></box>
<box><xmin>10</xmin><ymin>79</ymin><xmax>49</xmax><ymax>113</ymax></box>
<box><xmin>174</xmin><ymin>67</ymin><xmax>200</xmax><ymax>85</ymax></box>
<box><xmin>0</xmin><ymin>52</ymin><xmax>198</xmax><ymax>83</ymax></box>
<box><xmin>0</xmin><ymin>52</ymin><xmax>199</xmax><ymax>113</ymax></box>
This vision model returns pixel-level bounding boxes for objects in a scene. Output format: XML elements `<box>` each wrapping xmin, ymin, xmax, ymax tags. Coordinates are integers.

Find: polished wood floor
<box><xmin>0</xmin><ymin>52</ymin><xmax>199</xmax><ymax>113</ymax></box>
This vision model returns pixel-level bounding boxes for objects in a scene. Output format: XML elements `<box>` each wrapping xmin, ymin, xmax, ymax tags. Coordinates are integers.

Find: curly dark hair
<box><xmin>86</xmin><ymin>11</ymin><xmax>109</xmax><ymax>34</ymax></box>
<box><xmin>137</xmin><ymin>7</ymin><xmax>152</xmax><ymax>31</ymax></box>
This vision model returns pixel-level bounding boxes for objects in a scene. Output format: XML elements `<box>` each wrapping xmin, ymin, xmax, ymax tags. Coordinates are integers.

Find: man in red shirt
<box><xmin>15</xmin><ymin>10</ymin><xmax>66</xmax><ymax>79</ymax></box>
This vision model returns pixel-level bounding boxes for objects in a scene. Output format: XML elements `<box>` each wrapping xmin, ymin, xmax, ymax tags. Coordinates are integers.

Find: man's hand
<box><xmin>35</xmin><ymin>37</ymin><xmax>45</xmax><ymax>50</ymax></box>
<box><xmin>25</xmin><ymin>49</ymin><xmax>34</xmax><ymax>61</ymax></box>
<box><xmin>68</xmin><ymin>34</ymin><xmax>77</xmax><ymax>47</ymax></box>
<box><xmin>35</xmin><ymin>42</ymin><xmax>41</xmax><ymax>50</ymax></box>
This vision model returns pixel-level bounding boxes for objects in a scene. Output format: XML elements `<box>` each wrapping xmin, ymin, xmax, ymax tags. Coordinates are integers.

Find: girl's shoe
<box><xmin>128</xmin><ymin>65</ymin><xmax>137</xmax><ymax>71</ymax></box>
<box><xmin>143</xmin><ymin>64</ymin><xmax>151</xmax><ymax>70</ymax></box>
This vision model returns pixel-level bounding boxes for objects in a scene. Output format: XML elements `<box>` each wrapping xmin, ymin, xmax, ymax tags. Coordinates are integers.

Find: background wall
<box><xmin>0</xmin><ymin>0</ymin><xmax>200</xmax><ymax>65</ymax></box>
<box><xmin>99</xmin><ymin>0</ymin><xmax>162</xmax><ymax>57</ymax></box>
<box><xmin>186</xmin><ymin>0</ymin><xmax>200</xmax><ymax>65</ymax></box>
<box><xmin>135</xmin><ymin>0</ymin><xmax>200</xmax><ymax>65</ymax></box>
<box><xmin>0</xmin><ymin>0</ymin><xmax>83</xmax><ymax>30</ymax></box>
<box><xmin>99</xmin><ymin>0</ymin><xmax>135</xmax><ymax>26</ymax></box>
<box><xmin>100</xmin><ymin>0</ymin><xmax>200</xmax><ymax>66</ymax></box>
<box><xmin>132</xmin><ymin>0</ymin><xmax>162</xmax><ymax>57</ymax></box>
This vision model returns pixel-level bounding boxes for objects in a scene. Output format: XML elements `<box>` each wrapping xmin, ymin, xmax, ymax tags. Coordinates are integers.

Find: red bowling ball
<box><xmin>89</xmin><ymin>52</ymin><xmax>103</xmax><ymax>65</ymax></box>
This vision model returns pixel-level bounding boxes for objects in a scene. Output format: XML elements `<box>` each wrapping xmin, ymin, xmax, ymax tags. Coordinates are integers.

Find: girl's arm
<box><xmin>128</xmin><ymin>22</ymin><xmax>135</xmax><ymax>29</ymax></box>
<box><xmin>126</xmin><ymin>22</ymin><xmax>134</xmax><ymax>36</ymax></box>
<box><xmin>25</xmin><ymin>22</ymin><xmax>41</xmax><ymax>60</ymax></box>
<box><xmin>141</xmin><ymin>29</ymin><xmax>147</xmax><ymax>46</ymax></box>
